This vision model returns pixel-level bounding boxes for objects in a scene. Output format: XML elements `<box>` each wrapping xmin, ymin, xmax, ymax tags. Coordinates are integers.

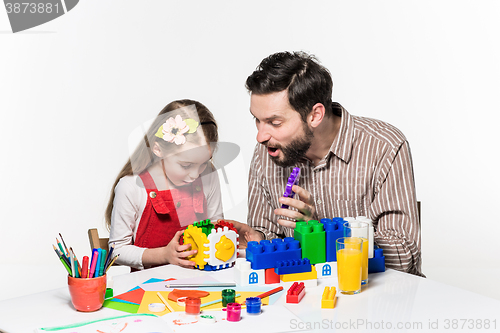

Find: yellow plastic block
<box><xmin>280</xmin><ymin>265</ymin><xmax>317</xmax><ymax>282</ymax></box>
<box><xmin>215</xmin><ymin>235</ymin><xmax>235</xmax><ymax>262</ymax></box>
<box><xmin>321</xmin><ymin>286</ymin><xmax>336</xmax><ymax>309</ymax></box>
<box><xmin>183</xmin><ymin>225</ymin><xmax>210</xmax><ymax>269</ymax></box>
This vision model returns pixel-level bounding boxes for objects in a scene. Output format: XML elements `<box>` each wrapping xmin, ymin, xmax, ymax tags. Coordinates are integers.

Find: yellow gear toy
<box><xmin>183</xmin><ymin>225</ymin><xmax>210</xmax><ymax>269</ymax></box>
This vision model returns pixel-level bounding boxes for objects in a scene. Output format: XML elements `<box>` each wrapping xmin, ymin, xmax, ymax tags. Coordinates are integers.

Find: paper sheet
<box><xmin>162</xmin><ymin>305</ymin><xmax>306</xmax><ymax>333</ymax></box>
<box><xmin>36</xmin><ymin>313</ymin><xmax>169</xmax><ymax>332</ymax></box>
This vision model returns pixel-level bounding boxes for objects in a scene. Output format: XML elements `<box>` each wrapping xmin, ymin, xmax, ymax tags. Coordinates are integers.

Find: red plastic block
<box><xmin>286</xmin><ymin>282</ymin><xmax>305</xmax><ymax>304</ymax></box>
<box><xmin>265</xmin><ymin>268</ymin><xmax>280</xmax><ymax>284</ymax></box>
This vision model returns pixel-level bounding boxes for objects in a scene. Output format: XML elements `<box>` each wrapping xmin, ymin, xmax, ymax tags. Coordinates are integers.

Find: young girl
<box><xmin>105</xmin><ymin>100</ymin><xmax>223</xmax><ymax>270</ymax></box>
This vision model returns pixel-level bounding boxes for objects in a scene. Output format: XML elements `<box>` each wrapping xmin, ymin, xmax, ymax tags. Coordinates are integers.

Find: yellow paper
<box><xmin>137</xmin><ymin>290</ymin><xmax>269</xmax><ymax>315</ymax></box>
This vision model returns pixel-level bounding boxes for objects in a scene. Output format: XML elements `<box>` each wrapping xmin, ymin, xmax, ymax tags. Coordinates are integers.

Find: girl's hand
<box><xmin>163</xmin><ymin>230</ymin><xmax>197</xmax><ymax>268</ymax></box>
<box><xmin>274</xmin><ymin>185</ymin><xmax>316</xmax><ymax>229</ymax></box>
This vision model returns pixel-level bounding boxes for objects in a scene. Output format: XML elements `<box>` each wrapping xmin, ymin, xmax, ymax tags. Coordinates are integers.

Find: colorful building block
<box><xmin>193</xmin><ymin>219</ymin><xmax>214</xmax><ymax>236</ymax></box>
<box><xmin>368</xmin><ymin>247</ymin><xmax>385</xmax><ymax>273</ymax></box>
<box><xmin>274</xmin><ymin>258</ymin><xmax>311</xmax><ymax>275</ymax></box>
<box><xmin>321</xmin><ymin>286</ymin><xmax>336</xmax><ymax>309</ymax></box>
<box><xmin>321</xmin><ymin>217</ymin><xmax>346</xmax><ymax>262</ymax></box>
<box><xmin>265</xmin><ymin>268</ymin><xmax>280</xmax><ymax>284</ymax></box>
<box><xmin>246</xmin><ymin>237</ymin><xmax>302</xmax><ymax>270</ymax></box>
<box><xmin>294</xmin><ymin>220</ymin><xmax>326</xmax><ymax>264</ymax></box>
<box><xmin>183</xmin><ymin>220</ymin><xmax>238</xmax><ymax>271</ymax></box>
<box><xmin>315</xmin><ymin>262</ymin><xmax>335</xmax><ymax>279</ymax></box>
<box><xmin>206</xmin><ymin>225</ymin><xmax>238</xmax><ymax>269</ymax></box>
<box><xmin>233</xmin><ymin>258</ymin><xmax>265</xmax><ymax>286</ymax></box>
<box><xmin>286</xmin><ymin>282</ymin><xmax>305</xmax><ymax>304</ymax></box>
<box><xmin>183</xmin><ymin>225</ymin><xmax>210</xmax><ymax>269</ymax></box>
<box><xmin>280</xmin><ymin>265</ymin><xmax>317</xmax><ymax>282</ymax></box>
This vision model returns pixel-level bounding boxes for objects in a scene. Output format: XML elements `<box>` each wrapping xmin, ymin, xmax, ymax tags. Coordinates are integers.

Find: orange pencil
<box><xmin>256</xmin><ymin>286</ymin><xmax>284</xmax><ymax>299</ymax></box>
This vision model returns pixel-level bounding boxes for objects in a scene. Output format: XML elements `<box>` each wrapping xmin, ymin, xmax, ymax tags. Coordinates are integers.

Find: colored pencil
<box><xmin>256</xmin><ymin>286</ymin><xmax>284</xmax><ymax>299</ymax></box>
<box><xmin>56</xmin><ymin>238</ymin><xmax>66</xmax><ymax>258</ymax></box>
<box><xmin>81</xmin><ymin>256</ymin><xmax>89</xmax><ymax>279</ymax></box>
<box><xmin>70</xmin><ymin>249</ymin><xmax>75</xmax><ymax>277</ymax></box>
<box><xmin>157</xmin><ymin>292</ymin><xmax>175</xmax><ymax>313</ymax></box>
<box><xmin>104</xmin><ymin>243</ymin><xmax>114</xmax><ymax>269</ymax></box>
<box><xmin>59</xmin><ymin>256</ymin><xmax>72</xmax><ymax>275</ymax></box>
<box><xmin>70</xmin><ymin>247</ymin><xmax>82</xmax><ymax>277</ymax></box>
<box><xmin>59</xmin><ymin>233</ymin><xmax>70</xmax><ymax>256</ymax></box>
<box><xmin>104</xmin><ymin>254</ymin><xmax>119</xmax><ymax>273</ymax></box>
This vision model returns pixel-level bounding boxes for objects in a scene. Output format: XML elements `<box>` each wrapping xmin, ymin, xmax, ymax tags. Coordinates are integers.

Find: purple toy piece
<box><xmin>281</xmin><ymin>167</ymin><xmax>301</xmax><ymax>209</ymax></box>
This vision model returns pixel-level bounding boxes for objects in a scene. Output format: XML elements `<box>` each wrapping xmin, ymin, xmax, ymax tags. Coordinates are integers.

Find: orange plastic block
<box><xmin>321</xmin><ymin>286</ymin><xmax>336</xmax><ymax>309</ymax></box>
<box><xmin>280</xmin><ymin>265</ymin><xmax>317</xmax><ymax>282</ymax></box>
<box><xmin>265</xmin><ymin>268</ymin><xmax>280</xmax><ymax>284</ymax></box>
<box><xmin>286</xmin><ymin>282</ymin><xmax>305</xmax><ymax>303</ymax></box>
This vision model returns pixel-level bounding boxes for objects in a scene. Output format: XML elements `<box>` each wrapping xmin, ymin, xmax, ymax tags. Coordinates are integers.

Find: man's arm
<box><xmin>370</xmin><ymin>140</ymin><xmax>423</xmax><ymax>276</ymax></box>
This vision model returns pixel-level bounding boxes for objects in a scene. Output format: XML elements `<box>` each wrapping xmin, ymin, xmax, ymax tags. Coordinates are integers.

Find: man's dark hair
<box><xmin>246</xmin><ymin>51</ymin><xmax>342</xmax><ymax>120</ymax></box>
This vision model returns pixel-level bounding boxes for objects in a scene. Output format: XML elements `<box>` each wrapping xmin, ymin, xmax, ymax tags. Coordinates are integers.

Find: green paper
<box><xmin>102</xmin><ymin>299</ymin><xmax>140</xmax><ymax>313</ymax></box>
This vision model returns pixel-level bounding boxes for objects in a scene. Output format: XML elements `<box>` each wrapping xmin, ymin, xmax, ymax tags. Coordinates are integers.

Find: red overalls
<box><xmin>133</xmin><ymin>171</ymin><xmax>207</xmax><ymax>267</ymax></box>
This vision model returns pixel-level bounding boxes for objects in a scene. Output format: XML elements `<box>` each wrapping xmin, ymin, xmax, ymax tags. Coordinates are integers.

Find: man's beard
<box><xmin>269</xmin><ymin>125</ymin><xmax>314</xmax><ymax>168</ymax></box>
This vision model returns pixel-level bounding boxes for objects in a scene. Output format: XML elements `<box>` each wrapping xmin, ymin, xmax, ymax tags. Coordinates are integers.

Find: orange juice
<box><xmin>337</xmin><ymin>248</ymin><xmax>362</xmax><ymax>294</ymax></box>
<box><xmin>360</xmin><ymin>237</ymin><xmax>368</xmax><ymax>284</ymax></box>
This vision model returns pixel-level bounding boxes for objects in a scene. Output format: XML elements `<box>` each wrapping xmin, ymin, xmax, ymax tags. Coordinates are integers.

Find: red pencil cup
<box><xmin>68</xmin><ymin>274</ymin><xmax>107</xmax><ymax>312</ymax></box>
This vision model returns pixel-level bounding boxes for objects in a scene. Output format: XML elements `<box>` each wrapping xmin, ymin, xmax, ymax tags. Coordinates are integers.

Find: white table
<box><xmin>0</xmin><ymin>264</ymin><xmax>499</xmax><ymax>333</ymax></box>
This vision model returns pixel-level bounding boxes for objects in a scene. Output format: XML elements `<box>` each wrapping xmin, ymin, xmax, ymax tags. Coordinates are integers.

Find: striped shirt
<box><xmin>247</xmin><ymin>106</ymin><xmax>423</xmax><ymax>276</ymax></box>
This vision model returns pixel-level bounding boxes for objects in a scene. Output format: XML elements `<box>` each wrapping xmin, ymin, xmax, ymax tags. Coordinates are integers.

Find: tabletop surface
<box><xmin>0</xmin><ymin>263</ymin><xmax>499</xmax><ymax>333</ymax></box>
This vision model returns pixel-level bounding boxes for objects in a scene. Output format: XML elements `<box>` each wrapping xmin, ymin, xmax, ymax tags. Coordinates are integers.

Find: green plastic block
<box><xmin>193</xmin><ymin>219</ymin><xmax>214</xmax><ymax>236</ymax></box>
<box><xmin>294</xmin><ymin>220</ymin><xmax>326</xmax><ymax>264</ymax></box>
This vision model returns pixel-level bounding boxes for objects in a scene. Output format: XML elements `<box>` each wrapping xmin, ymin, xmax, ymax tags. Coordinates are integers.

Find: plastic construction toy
<box><xmin>315</xmin><ymin>262</ymin><xmax>335</xmax><ymax>279</ymax></box>
<box><xmin>265</xmin><ymin>268</ymin><xmax>280</xmax><ymax>284</ymax></box>
<box><xmin>294</xmin><ymin>220</ymin><xmax>326</xmax><ymax>264</ymax></box>
<box><xmin>321</xmin><ymin>218</ymin><xmax>347</xmax><ymax>262</ymax></box>
<box><xmin>321</xmin><ymin>286</ymin><xmax>337</xmax><ymax>309</ymax></box>
<box><xmin>286</xmin><ymin>282</ymin><xmax>305</xmax><ymax>304</ymax></box>
<box><xmin>281</xmin><ymin>167</ymin><xmax>301</xmax><ymax>209</ymax></box>
<box><xmin>183</xmin><ymin>219</ymin><xmax>239</xmax><ymax>270</ymax></box>
<box><xmin>234</xmin><ymin>258</ymin><xmax>265</xmax><ymax>286</ymax></box>
<box><xmin>280</xmin><ymin>265</ymin><xmax>317</xmax><ymax>282</ymax></box>
<box><xmin>246</xmin><ymin>237</ymin><xmax>302</xmax><ymax>270</ymax></box>
<box><xmin>274</xmin><ymin>258</ymin><xmax>312</xmax><ymax>275</ymax></box>
<box><xmin>368</xmin><ymin>247</ymin><xmax>385</xmax><ymax>273</ymax></box>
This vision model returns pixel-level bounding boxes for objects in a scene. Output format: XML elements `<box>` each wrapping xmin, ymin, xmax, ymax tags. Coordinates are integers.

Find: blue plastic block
<box><xmin>246</xmin><ymin>237</ymin><xmax>302</xmax><ymax>270</ymax></box>
<box><xmin>321</xmin><ymin>217</ymin><xmax>347</xmax><ymax>262</ymax></box>
<box><xmin>368</xmin><ymin>247</ymin><xmax>385</xmax><ymax>273</ymax></box>
<box><xmin>274</xmin><ymin>258</ymin><xmax>312</xmax><ymax>275</ymax></box>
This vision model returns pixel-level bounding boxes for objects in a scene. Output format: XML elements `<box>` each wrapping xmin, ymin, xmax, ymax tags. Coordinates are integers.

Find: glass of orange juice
<box><xmin>336</xmin><ymin>237</ymin><xmax>363</xmax><ymax>295</ymax></box>
<box><xmin>344</xmin><ymin>222</ymin><xmax>369</xmax><ymax>285</ymax></box>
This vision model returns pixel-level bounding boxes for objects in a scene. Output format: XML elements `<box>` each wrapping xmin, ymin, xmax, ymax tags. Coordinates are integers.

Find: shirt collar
<box><xmin>328</xmin><ymin>106</ymin><xmax>354</xmax><ymax>164</ymax></box>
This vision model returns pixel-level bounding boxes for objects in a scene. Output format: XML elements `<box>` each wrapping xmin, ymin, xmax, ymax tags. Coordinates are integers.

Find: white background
<box><xmin>0</xmin><ymin>0</ymin><xmax>499</xmax><ymax>302</ymax></box>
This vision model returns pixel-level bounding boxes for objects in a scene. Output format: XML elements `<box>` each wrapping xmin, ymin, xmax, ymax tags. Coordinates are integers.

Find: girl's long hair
<box><xmin>104</xmin><ymin>99</ymin><xmax>218</xmax><ymax>230</ymax></box>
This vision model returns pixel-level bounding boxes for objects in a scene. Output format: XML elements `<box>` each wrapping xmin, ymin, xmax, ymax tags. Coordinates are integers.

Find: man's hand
<box><xmin>274</xmin><ymin>185</ymin><xmax>316</xmax><ymax>229</ymax></box>
<box><xmin>225</xmin><ymin>220</ymin><xmax>264</xmax><ymax>248</ymax></box>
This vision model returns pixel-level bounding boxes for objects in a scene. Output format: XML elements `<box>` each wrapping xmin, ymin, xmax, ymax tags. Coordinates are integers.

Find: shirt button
<box><xmin>317</xmin><ymin>199</ymin><xmax>322</xmax><ymax>205</ymax></box>
<box><xmin>176</xmin><ymin>202</ymin><xmax>181</xmax><ymax>208</ymax></box>
<box><xmin>149</xmin><ymin>191</ymin><xmax>157</xmax><ymax>198</ymax></box>
<box><xmin>195</xmin><ymin>186</ymin><xmax>201</xmax><ymax>192</ymax></box>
